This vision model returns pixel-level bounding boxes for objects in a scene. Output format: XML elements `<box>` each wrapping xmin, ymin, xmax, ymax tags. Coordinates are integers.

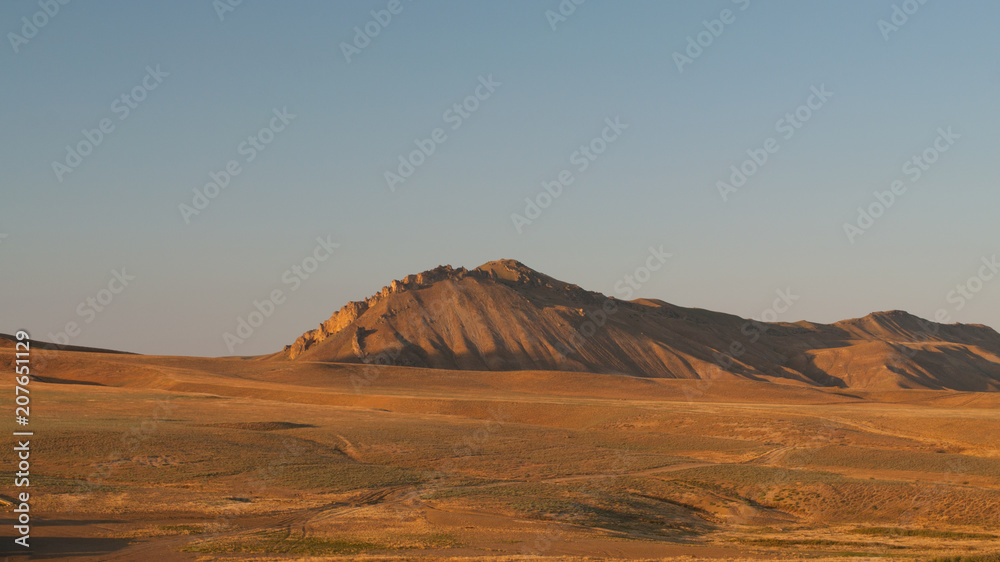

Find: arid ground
<box><xmin>4</xmin><ymin>345</ymin><xmax>1000</xmax><ymax>561</ymax></box>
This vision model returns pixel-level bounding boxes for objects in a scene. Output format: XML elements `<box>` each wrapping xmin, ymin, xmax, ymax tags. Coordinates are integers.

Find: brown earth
<box><xmin>3</xmin><ymin>341</ymin><xmax>1000</xmax><ymax>560</ymax></box>
<box><xmin>5</xmin><ymin>260</ymin><xmax>1000</xmax><ymax>559</ymax></box>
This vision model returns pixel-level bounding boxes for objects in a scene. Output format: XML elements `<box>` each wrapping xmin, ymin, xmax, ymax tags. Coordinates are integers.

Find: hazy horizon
<box><xmin>3</xmin><ymin>1</ymin><xmax>999</xmax><ymax>357</ymax></box>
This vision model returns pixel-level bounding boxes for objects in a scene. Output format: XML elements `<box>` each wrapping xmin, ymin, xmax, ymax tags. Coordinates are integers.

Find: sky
<box><xmin>2</xmin><ymin>0</ymin><xmax>999</xmax><ymax>357</ymax></box>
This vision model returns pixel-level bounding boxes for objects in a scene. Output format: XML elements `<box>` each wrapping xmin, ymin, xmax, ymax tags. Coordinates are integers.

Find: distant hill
<box><xmin>0</xmin><ymin>333</ymin><xmax>133</xmax><ymax>355</ymax></box>
<box><xmin>281</xmin><ymin>260</ymin><xmax>1000</xmax><ymax>392</ymax></box>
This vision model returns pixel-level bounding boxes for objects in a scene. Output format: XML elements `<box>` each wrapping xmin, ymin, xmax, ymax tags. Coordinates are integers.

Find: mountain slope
<box><xmin>281</xmin><ymin>260</ymin><xmax>1000</xmax><ymax>391</ymax></box>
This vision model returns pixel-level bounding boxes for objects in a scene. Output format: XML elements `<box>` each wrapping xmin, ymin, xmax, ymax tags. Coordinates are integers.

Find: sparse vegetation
<box><xmin>735</xmin><ymin>537</ymin><xmax>897</xmax><ymax>548</ymax></box>
<box><xmin>159</xmin><ymin>524</ymin><xmax>207</xmax><ymax>535</ymax></box>
<box><xmin>11</xmin><ymin>347</ymin><xmax>1000</xmax><ymax>559</ymax></box>
<box><xmin>933</xmin><ymin>552</ymin><xmax>1000</xmax><ymax>562</ymax></box>
<box><xmin>849</xmin><ymin>527</ymin><xmax>997</xmax><ymax>540</ymax></box>
<box><xmin>183</xmin><ymin>531</ymin><xmax>389</xmax><ymax>555</ymax></box>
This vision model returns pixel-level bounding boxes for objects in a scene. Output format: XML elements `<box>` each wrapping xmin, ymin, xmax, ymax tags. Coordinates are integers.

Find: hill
<box><xmin>282</xmin><ymin>260</ymin><xmax>1000</xmax><ymax>391</ymax></box>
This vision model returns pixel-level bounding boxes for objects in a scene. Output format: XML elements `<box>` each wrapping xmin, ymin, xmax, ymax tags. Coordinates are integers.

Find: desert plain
<box><xmin>3</xmin><ymin>342</ymin><xmax>1000</xmax><ymax>561</ymax></box>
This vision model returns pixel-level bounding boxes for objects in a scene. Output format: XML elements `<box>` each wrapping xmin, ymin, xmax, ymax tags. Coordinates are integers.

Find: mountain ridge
<box><xmin>282</xmin><ymin>260</ymin><xmax>1000</xmax><ymax>391</ymax></box>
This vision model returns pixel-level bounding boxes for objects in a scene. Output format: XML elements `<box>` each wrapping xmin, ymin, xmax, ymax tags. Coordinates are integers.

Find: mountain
<box><xmin>281</xmin><ymin>260</ymin><xmax>1000</xmax><ymax>391</ymax></box>
<box><xmin>0</xmin><ymin>333</ymin><xmax>132</xmax><ymax>355</ymax></box>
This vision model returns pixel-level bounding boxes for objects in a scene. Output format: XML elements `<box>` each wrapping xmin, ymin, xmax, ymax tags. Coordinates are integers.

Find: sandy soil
<box><xmin>2</xmin><ymin>347</ymin><xmax>1000</xmax><ymax>560</ymax></box>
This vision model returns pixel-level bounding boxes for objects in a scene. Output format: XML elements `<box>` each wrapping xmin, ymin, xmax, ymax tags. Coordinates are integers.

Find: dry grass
<box><xmin>6</xmin><ymin>347</ymin><xmax>1000</xmax><ymax>559</ymax></box>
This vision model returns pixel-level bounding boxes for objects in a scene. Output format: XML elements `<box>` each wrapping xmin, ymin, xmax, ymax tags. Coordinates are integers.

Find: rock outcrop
<box><xmin>280</xmin><ymin>259</ymin><xmax>1000</xmax><ymax>391</ymax></box>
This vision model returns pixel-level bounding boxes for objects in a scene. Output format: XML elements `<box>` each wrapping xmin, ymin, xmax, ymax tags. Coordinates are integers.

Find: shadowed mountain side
<box><xmin>834</xmin><ymin>309</ymin><xmax>1000</xmax><ymax>353</ymax></box>
<box><xmin>279</xmin><ymin>260</ymin><xmax>1000</xmax><ymax>392</ymax></box>
<box><xmin>0</xmin><ymin>333</ymin><xmax>133</xmax><ymax>355</ymax></box>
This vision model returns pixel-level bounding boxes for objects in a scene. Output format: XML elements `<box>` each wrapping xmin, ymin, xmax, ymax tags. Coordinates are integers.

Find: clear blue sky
<box><xmin>2</xmin><ymin>1</ymin><xmax>999</xmax><ymax>356</ymax></box>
